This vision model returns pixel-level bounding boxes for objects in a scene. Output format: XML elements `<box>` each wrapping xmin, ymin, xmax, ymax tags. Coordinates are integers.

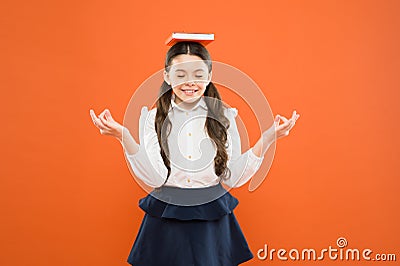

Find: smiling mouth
<box><xmin>181</xmin><ymin>89</ymin><xmax>199</xmax><ymax>95</ymax></box>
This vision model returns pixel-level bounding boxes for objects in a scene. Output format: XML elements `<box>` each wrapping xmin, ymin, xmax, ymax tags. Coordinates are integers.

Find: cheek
<box><xmin>197</xmin><ymin>83</ymin><xmax>208</xmax><ymax>91</ymax></box>
<box><xmin>171</xmin><ymin>87</ymin><xmax>180</xmax><ymax>95</ymax></box>
<box><xmin>171</xmin><ymin>84</ymin><xmax>184</xmax><ymax>93</ymax></box>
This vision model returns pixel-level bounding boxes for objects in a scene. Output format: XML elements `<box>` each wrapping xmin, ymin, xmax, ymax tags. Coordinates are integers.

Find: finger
<box><xmin>105</xmin><ymin>109</ymin><xmax>114</xmax><ymax>121</ymax></box>
<box><xmin>290</xmin><ymin>112</ymin><xmax>300</xmax><ymax>126</ymax></box>
<box><xmin>274</xmin><ymin>115</ymin><xmax>280</xmax><ymax>125</ymax></box>
<box><xmin>90</xmin><ymin>110</ymin><xmax>109</xmax><ymax>130</ymax></box>
<box><xmin>292</xmin><ymin>111</ymin><xmax>297</xmax><ymax>119</ymax></box>
<box><xmin>98</xmin><ymin>109</ymin><xmax>107</xmax><ymax>119</ymax></box>
<box><xmin>286</xmin><ymin>116</ymin><xmax>299</xmax><ymax>132</ymax></box>
<box><xmin>277</xmin><ymin>118</ymin><xmax>294</xmax><ymax>132</ymax></box>
<box><xmin>285</xmin><ymin>114</ymin><xmax>298</xmax><ymax>129</ymax></box>
<box><xmin>90</xmin><ymin>110</ymin><xmax>97</xmax><ymax>123</ymax></box>
<box><xmin>90</xmin><ymin>109</ymin><xmax>99</xmax><ymax>120</ymax></box>
<box><xmin>99</xmin><ymin>115</ymin><xmax>112</xmax><ymax>128</ymax></box>
<box><xmin>289</xmin><ymin>115</ymin><xmax>297</xmax><ymax>126</ymax></box>
<box><xmin>287</xmin><ymin>121</ymin><xmax>295</xmax><ymax>131</ymax></box>
<box><xmin>90</xmin><ymin>110</ymin><xmax>101</xmax><ymax>125</ymax></box>
<box><xmin>97</xmin><ymin>109</ymin><xmax>112</xmax><ymax>127</ymax></box>
<box><xmin>293</xmin><ymin>112</ymin><xmax>301</xmax><ymax>123</ymax></box>
<box><xmin>95</xmin><ymin>117</ymin><xmax>109</xmax><ymax>130</ymax></box>
<box><xmin>275</xmin><ymin>113</ymin><xmax>298</xmax><ymax>132</ymax></box>
<box><xmin>94</xmin><ymin>118</ymin><xmax>108</xmax><ymax>130</ymax></box>
<box><xmin>279</xmin><ymin>116</ymin><xmax>291</xmax><ymax>130</ymax></box>
<box><xmin>278</xmin><ymin>115</ymin><xmax>289</xmax><ymax>123</ymax></box>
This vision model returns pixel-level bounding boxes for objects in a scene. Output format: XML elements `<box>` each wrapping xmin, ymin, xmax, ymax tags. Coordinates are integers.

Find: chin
<box><xmin>178</xmin><ymin>94</ymin><xmax>201</xmax><ymax>103</ymax></box>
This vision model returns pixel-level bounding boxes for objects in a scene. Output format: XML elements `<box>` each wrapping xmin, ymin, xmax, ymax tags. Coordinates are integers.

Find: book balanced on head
<box><xmin>165</xmin><ymin>32</ymin><xmax>215</xmax><ymax>46</ymax></box>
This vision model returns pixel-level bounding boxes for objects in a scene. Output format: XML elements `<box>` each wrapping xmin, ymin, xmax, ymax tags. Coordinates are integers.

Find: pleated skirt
<box><xmin>126</xmin><ymin>183</ymin><xmax>254</xmax><ymax>266</ymax></box>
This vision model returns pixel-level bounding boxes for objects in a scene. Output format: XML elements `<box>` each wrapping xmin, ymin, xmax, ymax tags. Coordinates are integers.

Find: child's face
<box><xmin>164</xmin><ymin>54</ymin><xmax>212</xmax><ymax>104</ymax></box>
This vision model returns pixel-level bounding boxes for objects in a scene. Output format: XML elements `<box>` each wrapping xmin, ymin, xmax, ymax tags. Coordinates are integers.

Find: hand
<box><xmin>89</xmin><ymin>108</ymin><xmax>124</xmax><ymax>141</ymax></box>
<box><xmin>273</xmin><ymin>110</ymin><xmax>300</xmax><ymax>140</ymax></box>
<box><xmin>252</xmin><ymin>110</ymin><xmax>300</xmax><ymax>157</ymax></box>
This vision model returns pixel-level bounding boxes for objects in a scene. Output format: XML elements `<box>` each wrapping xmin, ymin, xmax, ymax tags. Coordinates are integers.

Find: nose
<box><xmin>185</xmin><ymin>80</ymin><xmax>196</xmax><ymax>86</ymax></box>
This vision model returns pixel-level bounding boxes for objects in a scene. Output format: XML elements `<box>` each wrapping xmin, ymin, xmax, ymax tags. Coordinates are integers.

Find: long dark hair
<box><xmin>155</xmin><ymin>41</ymin><xmax>231</xmax><ymax>186</ymax></box>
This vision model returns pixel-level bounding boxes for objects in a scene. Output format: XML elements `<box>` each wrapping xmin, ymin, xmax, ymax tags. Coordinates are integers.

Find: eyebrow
<box><xmin>175</xmin><ymin>68</ymin><xmax>206</xmax><ymax>72</ymax></box>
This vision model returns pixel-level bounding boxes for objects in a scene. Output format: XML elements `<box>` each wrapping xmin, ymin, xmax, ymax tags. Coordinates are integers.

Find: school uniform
<box><xmin>124</xmin><ymin>95</ymin><xmax>264</xmax><ymax>265</ymax></box>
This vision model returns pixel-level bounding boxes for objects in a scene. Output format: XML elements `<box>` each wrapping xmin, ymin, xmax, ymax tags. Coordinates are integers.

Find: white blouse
<box><xmin>124</xmin><ymin>95</ymin><xmax>264</xmax><ymax>188</ymax></box>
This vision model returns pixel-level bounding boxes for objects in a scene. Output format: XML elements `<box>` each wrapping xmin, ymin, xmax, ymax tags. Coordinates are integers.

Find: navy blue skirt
<box><xmin>127</xmin><ymin>183</ymin><xmax>254</xmax><ymax>266</ymax></box>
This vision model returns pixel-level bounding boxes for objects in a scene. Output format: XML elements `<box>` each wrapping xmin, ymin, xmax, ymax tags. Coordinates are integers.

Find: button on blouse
<box><xmin>124</xmin><ymin>95</ymin><xmax>264</xmax><ymax>188</ymax></box>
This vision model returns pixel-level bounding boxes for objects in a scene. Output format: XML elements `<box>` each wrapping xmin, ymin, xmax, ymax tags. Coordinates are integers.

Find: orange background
<box><xmin>1</xmin><ymin>0</ymin><xmax>399</xmax><ymax>265</ymax></box>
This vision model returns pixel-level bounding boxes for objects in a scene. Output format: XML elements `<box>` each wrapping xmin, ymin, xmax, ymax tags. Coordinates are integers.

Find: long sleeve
<box><xmin>124</xmin><ymin>106</ymin><xmax>168</xmax><ymax>188</ymax></box>
<box><xmin>222</xmin><ymin>107</ymin><xmax>264</xmax><ymax>188</ymax></box>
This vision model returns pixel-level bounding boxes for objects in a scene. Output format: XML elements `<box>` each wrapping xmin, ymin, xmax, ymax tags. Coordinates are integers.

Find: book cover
<box><xmin>165</xmin><ymin>32</ymin><xmax>215</xmax><ymax>46</ymax></box>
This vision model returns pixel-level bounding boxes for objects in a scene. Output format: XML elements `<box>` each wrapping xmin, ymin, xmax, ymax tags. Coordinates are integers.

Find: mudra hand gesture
<box><xmin>274</xmin><ymin>110</ymin><xmax>300</xmax><ymax>140</ymax></box>
<box><xmin>89</xmin><ymin>109</ymin><xmax>124</xmax><ymax>142</ymax></box>
<box><xmin>252</xmin><ymin>110</ymin><xmax>300</xmax><ymax>157</ymax></box>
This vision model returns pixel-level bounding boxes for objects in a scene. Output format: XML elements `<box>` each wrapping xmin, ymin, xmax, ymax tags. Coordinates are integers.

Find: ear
<box><xmin>163</xmin><ymin>70</ymin><xmax>171</xmax><ymax>85</ymax></box>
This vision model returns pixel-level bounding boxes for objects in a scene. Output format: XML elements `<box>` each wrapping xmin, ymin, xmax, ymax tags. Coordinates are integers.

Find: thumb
<box><xmin>274</xmin><ymin>115</ymin><xmax>280</xmax><ymax>124</ymax></box>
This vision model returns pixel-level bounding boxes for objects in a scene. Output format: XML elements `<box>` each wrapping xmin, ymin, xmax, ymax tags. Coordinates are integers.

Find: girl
<box><xmin>90</xmin><ymin>41</ymin><xmax>300</xmax><ymax>266</ymax></box>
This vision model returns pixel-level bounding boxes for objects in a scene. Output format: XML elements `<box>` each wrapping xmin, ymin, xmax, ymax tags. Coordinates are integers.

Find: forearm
<box><xmin>118</xmin><ymin>127</ymin><xmax>139</xmax><ymax>155</ymax></box>
<box><xmin>252</xmin><ymin>127</ymin><xmax>275</xmax><ymax>157</ymax></box>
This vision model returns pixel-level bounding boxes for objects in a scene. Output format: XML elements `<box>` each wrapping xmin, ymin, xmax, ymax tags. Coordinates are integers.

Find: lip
<box><xmin>180</xmin><ymin>89</ymin><xmax>199</xmax><ymax>92</ymax></box>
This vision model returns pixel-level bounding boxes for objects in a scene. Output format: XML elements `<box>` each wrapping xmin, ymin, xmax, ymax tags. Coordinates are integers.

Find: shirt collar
<box><xmin>170</xmin><ymin>93</ymin><xmax>208</xmax><ymax>112</ymax></box>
